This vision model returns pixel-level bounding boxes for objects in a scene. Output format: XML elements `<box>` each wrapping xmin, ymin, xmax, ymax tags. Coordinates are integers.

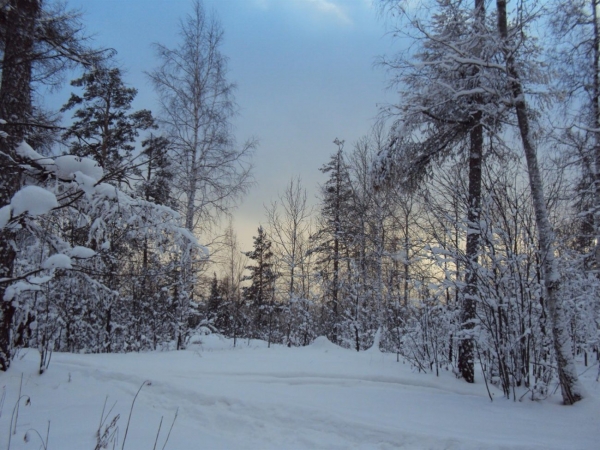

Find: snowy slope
<box><xmin>1</xmin><ymin>335</ymin><xmax>599</xmax><ymax>449</ymax></box>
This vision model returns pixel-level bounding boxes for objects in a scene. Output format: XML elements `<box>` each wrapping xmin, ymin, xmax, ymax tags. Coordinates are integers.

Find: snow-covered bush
<box><xmin>2</xmin><ymin>142</ymin><xmax>203</xmax><ymax>370</ymax></box>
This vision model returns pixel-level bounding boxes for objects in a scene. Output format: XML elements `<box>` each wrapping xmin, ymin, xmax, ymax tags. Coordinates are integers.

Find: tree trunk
<box><xmin>458</xmin><ymin>0</ymin><xmax>485</xmax><ymax>384</ymax></box>
<box><xmin>496</xmin><ymin>0</ymin><xmax>583</xmax><ymax>404</ymax></box>
<box><xmin>592</xmin><ymin>0</ymin><xmax>600</xmax><ymax>271</ymax></box>
<box><xmin>0</xmin><ymin>0</ymin><xmax>40</xmax><ymax>372</ymax></box>
<box><xmin>459</xmin><ymin>116</ymin><xmax>483</xmax><ymax>383</ymax></box>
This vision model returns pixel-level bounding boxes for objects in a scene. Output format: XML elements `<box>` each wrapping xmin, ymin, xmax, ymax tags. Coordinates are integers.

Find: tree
<box><xmin>207</xmin><ymin>272</ymin><xmax>229</xmax><ymax>332</ymax></box>
<box><xmin>138</xmin><ymin>134</ymin><xmax>174</xmax><ymax>206</ymax></box>
<box><xmin>0</xmin><ymin>0</ymin><xmax>41</xmax><ymax>372</ymax></box>
<box><xmin>495</xmin><ymin>0</ymin><xmax>584</xmax><ymax>404</ymax></box>
<box><xmin>377</xmin><ymin>0</ymin><xmax>497</xmax><ymax>382</ymax></box>
<box><xmin>61</xmin><ymin>66</ymin><xmax>156</xmax><ymax>185</ymax></box>
<box><xmin>147</xmin><ymin>0</ymin><xmax>255</xmax><ymax>235</ymax></box>
<box><xmin>266</xmin><ymin>177</ymin><xmax>312</xmax><ymax>299</ymax></box>
<box><xmin>1</xmin><ymin>0</ymin><xmax>108</xmax><ymax>371</ymax></box>
<box><xmin>243</xmin><ymin>226</ymin><xmax>278</xmax><ymax>341</ymax></box>
<box><xmin>311</xmin><ymin>139</ymin><xmax>356</xmax><ymax>344</ymax></box>
<box><xmin>549</xmin><ymin>0</ymin><xmax>600</xmax><ymax>271</ymax></box>
<box><xmin>265</xmin><ymin>177</ymin><xmax>313</xmax><ymax>345</ymax></box>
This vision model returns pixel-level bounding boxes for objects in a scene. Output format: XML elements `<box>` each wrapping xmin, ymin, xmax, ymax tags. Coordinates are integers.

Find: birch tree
<box><xmin>148</xmin><ymin>0</ymin><xmax>254</xmax><ymax>236</ymax></box>
<box><xmin>495</xmin><ymin>0</ymin><xmax>584</xmax><ymax>404</ymax></box>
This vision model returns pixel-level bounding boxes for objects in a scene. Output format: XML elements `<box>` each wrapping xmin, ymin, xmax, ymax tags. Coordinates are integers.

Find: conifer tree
<box><xmin>61</xmin><ymin>66</ymin><xmax>156</xmax><ymax>185</ymax></box>
<box><xmin>243</xmin><ymin>226</ymin><xmax>278</xmax><ymax>340</ymax></box>
<box><xmin>0</xmin><ymin>0</ymin><xmax>107</xmax><ymax>370</ymax></box>
<box><xmin>311</xmin><ymin>139</ymin><xmax>355</xmax><ymax>343</ymax></box>
<box><xmin>138</xmin><ymin>134</ymin><xmax>173</xmax><ymax>206</ymax></box>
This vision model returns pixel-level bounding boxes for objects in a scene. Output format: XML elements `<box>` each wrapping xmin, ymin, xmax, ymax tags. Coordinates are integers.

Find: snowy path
<box><xmin>1</xmin><ymin>336</ymin><xmax>599</xmax><ymax>449</ymax></box>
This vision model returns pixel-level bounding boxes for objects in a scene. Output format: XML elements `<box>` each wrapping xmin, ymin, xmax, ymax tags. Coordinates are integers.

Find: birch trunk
<box><xmin>496</xmin><ymin>0</ymin><xmax>584</xmax><ymax>404</ymax></box>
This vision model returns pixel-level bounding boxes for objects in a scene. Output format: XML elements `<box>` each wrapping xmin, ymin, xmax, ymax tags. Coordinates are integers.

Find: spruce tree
<box><xmin>138</xmin><ymin>134</ymin><xmax>173</xmax><ymax>206</ymax></box>
<box><xmin>311</xmin><ymin>140</ymin><xmax>355</xmax><ymax>344</ymax></box>
<box><xmin>243</xmin><ymin>226</ymin><xmax>278</xmax><ymax>340</ymax></box>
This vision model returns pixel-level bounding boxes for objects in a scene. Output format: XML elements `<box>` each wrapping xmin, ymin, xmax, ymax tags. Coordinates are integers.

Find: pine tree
<box><xmin>207</xmin><ymin>272</ymin><xmax>230</xmax><ymax>332</ymax></box>
<box><xmin>61</xmin><ymin>67</ymin><xmax>156</xmax><ymax>184</ymax></box>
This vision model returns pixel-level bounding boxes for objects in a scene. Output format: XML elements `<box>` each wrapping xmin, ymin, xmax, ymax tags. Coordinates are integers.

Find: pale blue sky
<box><xmin>46</xmin><ymin>0</ymin><xmax>395</xmax><ymax>249</ymax></box>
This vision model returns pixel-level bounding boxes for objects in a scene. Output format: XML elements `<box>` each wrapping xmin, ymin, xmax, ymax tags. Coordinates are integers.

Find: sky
<box><xmin>44</xmin><ymin>0</ymin><xmax>396</xmax><ymax>250</ymax></box>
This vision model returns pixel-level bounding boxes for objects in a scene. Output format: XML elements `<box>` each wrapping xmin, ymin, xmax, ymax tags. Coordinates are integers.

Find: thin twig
<box><xmin>476</xmin><ymin>344</ymin><xmax>493</xmax><ymax>402</ymax></box>
<box><xmin>152</xmin><ymin>416</ymin><xmax>164</xmax><ymax>450</ymax></box>
<box><xmin>121</xmin><ymin>380</ymin><xmax>150</xmax><ymax>450</ymax></box>
<box><xmin>161</xmin><ymin>407</ymin><xmax>178</xmax><ymax>450</ymax></box>
<box><xmin>13</xmin><ymin>374</ymin><xmax>23</xmax><ymax>435</ymax></box>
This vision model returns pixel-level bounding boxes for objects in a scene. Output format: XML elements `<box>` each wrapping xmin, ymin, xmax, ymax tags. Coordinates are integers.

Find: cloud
<box><xmin>300</xmin><ymin>0</ymin><xmax>352</xmax><ymax>24</ymax></box>
<box><xmin>253</xmin><ymin>0</ymin><xmax>353</xmax><ymax>25</ymax></box>
<box><xmin>253</xmin><ymin>0</ymin><xmax>270</xmax><ymax>10</ymax></box>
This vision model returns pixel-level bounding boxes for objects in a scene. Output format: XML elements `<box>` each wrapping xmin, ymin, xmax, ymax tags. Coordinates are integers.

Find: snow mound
<box><xmin>310</xmin><ymin>336</ymin><xmax>340</xmax><ymax>352</ymax></box>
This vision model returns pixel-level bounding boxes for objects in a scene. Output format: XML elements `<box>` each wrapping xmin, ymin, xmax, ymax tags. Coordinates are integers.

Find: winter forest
<box><xmin>1</xmin><ymin>0</ymin><xmax>600</xmax><ymax>448</ymax></box>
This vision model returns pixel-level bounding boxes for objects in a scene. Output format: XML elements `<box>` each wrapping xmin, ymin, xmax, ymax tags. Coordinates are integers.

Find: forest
<box><xmin>0</xmin><ymin>0</ymin><xmax>599</xmax><ymax>416</ymax></box>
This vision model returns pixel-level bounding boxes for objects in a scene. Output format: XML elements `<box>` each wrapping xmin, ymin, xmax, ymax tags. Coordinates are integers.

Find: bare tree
<box><xmin>221</xmin><ymin>219</ymin><xmax>246</xmax><ymax>346</ymax></box>
<box><xmin>147</xmin><ymin>0</ymin><xmax>255</xmax><ymax>236</ymax></box>
<box><xmin>265</xmin><ymin>176</ymin><xmax>312</xmax><ymax>299</ymax></box>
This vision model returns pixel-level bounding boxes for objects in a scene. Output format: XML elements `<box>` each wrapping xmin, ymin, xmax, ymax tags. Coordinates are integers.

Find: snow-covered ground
<box><xmin>1</xmin><ymin>335</ymin><xmax>599</xmax><ymax>449</ymax></box>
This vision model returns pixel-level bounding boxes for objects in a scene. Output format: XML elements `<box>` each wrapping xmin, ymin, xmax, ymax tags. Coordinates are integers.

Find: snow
<box><xmin>15</xmin><ymin>141</ymin><xmax>55</xmax><ymax>169</ymax></box>
<box><xmin>10</xmin><ymin>186</ymin><xmax>58</xmax><ymax>217</ymax></box>
<box><xmin>94</xmin><ymin>182</ymin><xmax>118</xmax><ymax>199</ymax></box>
<box><xmin>54</xmin><ymin>155</ymin><xmax>104</xmax><ymax>182</ymax></box>
<box><xmin>68</xmin><ymin>246</ymin><xmax>96</xmax><ymax>259</ymax></box>
<box><xmin>0</xmin><ymin>204</ymin><xmax>10</xmax><ymax>228</ymax></box>
<box><xmin>41</xmin><ymin>254</ymin><xmax>73</xmax><ymax>270</ymax></box>
<box><xmin>1</xmin><ymin>336</ymin><xmax>599</xmax><ymax>449</ymax></box>
<box><xmin>2</xmin><ymin>281</ymin><xmax>42</xmax><ymax>302</ymax></box>
<box><xmin>73</xmin><ymin>171</ymin><xmax>99</xmax><ymax>196</ymax></box>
